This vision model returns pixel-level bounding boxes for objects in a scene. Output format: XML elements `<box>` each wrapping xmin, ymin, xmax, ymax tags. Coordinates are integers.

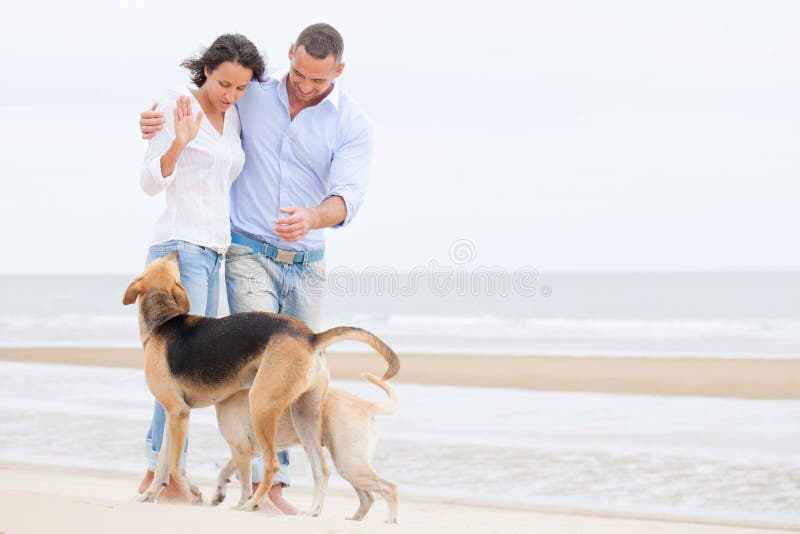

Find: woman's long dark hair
<box><xmin>181</xmin><ymin>34</ymin><xmax>266</xmax><ymax>87</ymax></box>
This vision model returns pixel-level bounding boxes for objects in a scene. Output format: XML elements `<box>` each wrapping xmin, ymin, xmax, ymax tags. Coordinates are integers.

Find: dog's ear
<box><xmin>123</xmin><ymin>277</ymin><xmax>143</xmax><ymax>305</ymax></box>
<box><xmin>171</xmin><ymin>282</ymin><xmax>191</xmax><ymax>313</ymax></box>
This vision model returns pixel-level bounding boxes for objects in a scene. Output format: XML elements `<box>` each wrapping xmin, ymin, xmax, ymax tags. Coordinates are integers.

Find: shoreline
<box><xmin>1</xmin><ymin>463</ymin><xmax>795</xmax><ymax>533</ymax></box>
<box><xmin>1</xmin><ymin>347</ymin><xmax>799</xmax><ymax>399</ymax></box>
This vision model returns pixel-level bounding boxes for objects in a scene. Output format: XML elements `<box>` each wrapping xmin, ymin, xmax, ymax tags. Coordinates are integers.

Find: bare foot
<box><xmin>248</xmin><ymin>483</ymin><xmax>285</xmax><ymax>515</ymax></box>
<box><xmin>138</xmin><ymin>470</ymin><xmax>154</xmax><ymax>494</ymax></box>
<box><xmin>269</xmin><ymin>484</ymin><xmax>298</xmax><ymax>515</ymax></box>
<box><xmin>256</xmin><ymin>496</ymin><xmax>285</xmax><ymax>515</ymax></box>
<box><xmin>249</xmin><ymin>483</ymin><xmax>285</xmax><ymax>515</ymax></box>
<box><xmin>137</xmin><ymin>470</ymin><xmax>191</xmax><ymax>504</ymax></box>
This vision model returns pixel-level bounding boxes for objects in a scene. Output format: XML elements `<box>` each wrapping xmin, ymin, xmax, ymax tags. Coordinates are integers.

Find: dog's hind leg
<box><xmin>290</xmin><ymin>379</ymin><xmax>331</xmax><ymax>517</ymax></box>
<box><xmin>240</xmin><ymin>388</ymin><xmax>297</xmax><ymax>511</ymax></box>
<box><xmin>240</xmin><ymin>339</ymin><xmax>317</xmax><ymax>513</ymax></box>
<box><xmin>347</xmin><ymin>488</ymin><xmax>374</xmax><ymax>521</ymax></box>
<box><xmin>240</xmin><ymin>408</ymin><xmax>284</xmax><ymax>512</ymax></box>
<box><xmin>342</xmin><ymin>465</ymin><xmax>398</xmax><ymax>523</ymax></box>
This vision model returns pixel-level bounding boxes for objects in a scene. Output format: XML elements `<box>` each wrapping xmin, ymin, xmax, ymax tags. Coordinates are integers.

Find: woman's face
<box><xmin>201</xmin><ymin>61</ymin><xmax>253</xmax><ymax>114</ymax></box>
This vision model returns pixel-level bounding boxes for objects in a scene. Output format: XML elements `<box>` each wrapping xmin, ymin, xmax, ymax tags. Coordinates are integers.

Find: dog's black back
<box><xmin>158</xmin><ymin>312</ymin><xmax>310</xmax><ymax>385</ymax></box>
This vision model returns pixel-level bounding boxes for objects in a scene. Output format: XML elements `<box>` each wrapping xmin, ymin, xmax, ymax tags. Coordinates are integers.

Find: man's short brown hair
<box><xmin>295</xmin><ymin>23</ymin><xmax>344</xmax><ymax>63</ymax></box>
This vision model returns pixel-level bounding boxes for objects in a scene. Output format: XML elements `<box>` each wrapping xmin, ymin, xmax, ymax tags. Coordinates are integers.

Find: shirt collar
<box><xmin>324</xmin><ymin>82</ymin><xmax>341</xmax><ymax>110</ymax></box>
<box><xmin>275</xmin><ymin>68</ymin><xmax>340</xmax><ymax>111</ymax></box>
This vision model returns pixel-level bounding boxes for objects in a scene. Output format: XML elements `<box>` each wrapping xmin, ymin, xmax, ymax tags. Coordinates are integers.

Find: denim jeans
<box><xmin>225</xmin><ymin>238</ymin><xmax>326</xmax><ymax>486</ymax></box>
<box><xmin>143</xmin><ymin>240</ymin><xmax>222</xmax><ymax>471</ymax></box>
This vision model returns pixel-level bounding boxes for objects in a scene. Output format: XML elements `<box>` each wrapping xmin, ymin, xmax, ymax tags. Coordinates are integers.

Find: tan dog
<box><xmin>212</xmin><ymin>372</ymin><xmax>399</xmax><ymax>522</ymax></box>
<box><xmin>122</xmin><ymin>252</ymin><xmax>398</xmax><ymax>515</ymax></box>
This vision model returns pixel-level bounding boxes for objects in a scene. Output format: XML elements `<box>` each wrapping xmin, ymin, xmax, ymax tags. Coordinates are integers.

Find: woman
<box><xmin>138</xmin><ymin>34</ymin><xmax>265</xmax><ymax>503</ymax></box>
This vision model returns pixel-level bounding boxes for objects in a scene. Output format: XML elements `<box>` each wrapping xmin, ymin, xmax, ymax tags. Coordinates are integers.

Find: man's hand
<box><xmin>141</xmin><ymin>102</ymin><xmax>166</xmax><ymax>140</ymax></box>
<box><xmin>273</xmin><ymin>206</ymin><xmax>320</xmax><ymax>243</ymax></box>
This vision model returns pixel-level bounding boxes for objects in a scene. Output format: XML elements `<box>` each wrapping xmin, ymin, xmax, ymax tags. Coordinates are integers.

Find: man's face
<box><xmin>287</xmin><ymin>44</ymin><xmax>344</xmax><ymax>103</ymax></box>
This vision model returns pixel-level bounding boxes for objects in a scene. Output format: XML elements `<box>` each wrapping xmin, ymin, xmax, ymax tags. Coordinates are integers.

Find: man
<box><xmin>138</xmin><ymin>23</ymin><xmax>373</xmax><ymax>513</ymax></box>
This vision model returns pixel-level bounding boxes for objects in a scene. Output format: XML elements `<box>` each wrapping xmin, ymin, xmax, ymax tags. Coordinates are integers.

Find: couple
<box><xmin>137</xmin><ymin>24</ymin><xmax>373</xmax><ymax>514</ymax></box>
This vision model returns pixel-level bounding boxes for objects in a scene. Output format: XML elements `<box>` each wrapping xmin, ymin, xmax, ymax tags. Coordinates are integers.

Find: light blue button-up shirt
<box><xmin>230</xmin><ymin>68</ymin><xmax>374</xmax><ymax>252</ymax></box>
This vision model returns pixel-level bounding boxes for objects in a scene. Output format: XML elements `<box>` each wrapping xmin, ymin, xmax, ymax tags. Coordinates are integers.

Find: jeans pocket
<box><xmin>178</xmin><ymin>241</ymin><xmax>207</xmax><ymax>255</ymax></box>
<box><xmin>146</xmin><ymin>243</ymin><xmax>173</xmax><ymax>265</ymax></box>
<box><xmin>225</xmin><ymin>243</ymin><xmax>256</xmax><ymax>262</ymax></box>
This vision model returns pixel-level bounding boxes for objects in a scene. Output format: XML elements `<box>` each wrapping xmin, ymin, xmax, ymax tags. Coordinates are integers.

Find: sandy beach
<box><xmin>0</xmin><ymin>463</ymin><xmax>791</xmax><ymax>534</ymax></box>
<box><xmin>1</xmin><ymin>348</ymin><xmax>798</xmax><ymax>533</ymax></box>
<box><xmin>1</xmin><ymin>347</ymin><xmax>798</xmax><ymax>399</ymax></box>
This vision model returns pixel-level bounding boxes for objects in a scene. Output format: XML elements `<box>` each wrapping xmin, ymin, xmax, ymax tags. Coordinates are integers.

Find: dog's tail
<box><xmin>312</xmin><ymin>326</ymin><xmax>400</xmax><ymax>380</ymax></box>
<box><xmin>362</xmin><ymin>372</ymin><xmax>398</xmax><ymax>416</ymax></box>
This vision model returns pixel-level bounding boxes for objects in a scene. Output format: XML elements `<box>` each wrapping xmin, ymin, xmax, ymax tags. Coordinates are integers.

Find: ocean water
<box><xmin>1</xmin><ymin>361</ymin><xmax>797</xmax><ymax>527</ymax></box>
<box><xmin>1</xmin><ymin>272</ymin><xmax>799</xmax><ymax>357</ymax></box>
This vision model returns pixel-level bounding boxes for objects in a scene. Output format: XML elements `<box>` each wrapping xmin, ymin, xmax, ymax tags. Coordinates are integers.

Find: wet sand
<box><xmin>1</xmin><ymin>347</ymin><xmax>798</xmax><ymax>399</ymax></box>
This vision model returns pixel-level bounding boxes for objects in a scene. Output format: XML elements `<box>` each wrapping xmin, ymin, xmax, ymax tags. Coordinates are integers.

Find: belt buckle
<box><xmin>274</xmin><ymin>249</ymin><xmax>297</xmax><ymax>263</ymax></box>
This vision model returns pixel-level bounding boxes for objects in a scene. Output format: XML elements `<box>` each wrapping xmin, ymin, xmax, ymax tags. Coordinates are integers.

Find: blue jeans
<box><xmin>144</xmin><ymin>240</ymin><xmax>222</xmax><ymax>471</ymax></box>
<box><xmin>225</xmin><ymin>238</ymin><xmax>326</xmax><ymax>486</ymax></box>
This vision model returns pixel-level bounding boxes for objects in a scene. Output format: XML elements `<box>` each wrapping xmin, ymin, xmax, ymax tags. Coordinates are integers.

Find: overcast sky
<box><xmin>1</xmin><ymin>0</ymin><xmax>798</xmax><ymax>274</ymax></box>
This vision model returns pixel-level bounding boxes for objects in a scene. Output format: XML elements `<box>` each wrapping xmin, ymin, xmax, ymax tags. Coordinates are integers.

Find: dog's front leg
<box><xmin>211</xmin><ymin>458</ymin><xmax>237</xmax><ymax>506</ymax></box>
<box><xmin>214</xmin><ymin>391</ymin><xmax>255</xmax><ymax>508</ymax></box>
<box><xmin>232</xmin><ymin>451</ymin><xmax>253</xmax><ymax>509</ymax></box>
<box><xmin>137</xmin><ymin>430</ymin><xmax>171</xmax><ymax>503</ymax></box>
<box><xmin>290</xmin><ymin>384</ymin><xmax>330</xmax><ymax>517</ymax></box>
<box><xmin>165</xmin><ymin>407</ymin><xmax>202</xmax><ymax>504</ymax></box>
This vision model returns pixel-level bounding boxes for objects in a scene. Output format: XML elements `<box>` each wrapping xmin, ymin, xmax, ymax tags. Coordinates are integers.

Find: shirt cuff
<box><xmin>324</xmin><ymin>190</ymin><xmax>359</xmax><ymax>229</ymax></box>
<box><xmin>143</xmin><ymin>156</ymin><xmax>176</xmax><ymax>193</ymax></box>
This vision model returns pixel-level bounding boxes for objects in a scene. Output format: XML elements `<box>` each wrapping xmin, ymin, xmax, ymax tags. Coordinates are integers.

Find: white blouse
<box><xmin>141</xmin><ymin>86</ymin><xmax>245</xmax><ymax>250</ymax></box>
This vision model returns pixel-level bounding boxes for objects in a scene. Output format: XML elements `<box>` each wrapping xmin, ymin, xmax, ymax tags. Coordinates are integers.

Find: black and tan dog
<box><xmin>123</xmin><ymin>252</ymin><xmax>398</xmax><ymax>515</ymax></box>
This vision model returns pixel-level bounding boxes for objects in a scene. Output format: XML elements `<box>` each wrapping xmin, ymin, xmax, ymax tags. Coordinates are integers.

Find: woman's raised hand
<box><xmin>173</xmin><ymin>96</ymin><xmax>203</xmax><ymax>147</ymax></box>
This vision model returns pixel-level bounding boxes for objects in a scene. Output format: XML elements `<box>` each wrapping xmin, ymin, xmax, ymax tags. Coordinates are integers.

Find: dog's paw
<box><xmin>136</xmin><ymin>492</ymin><xmax>157</xmax><ymax>503</ymax></box>
<box><xmin>240</xmin><ymin>498</ymin><xmax>261</xmax><ymax>512</ymax></box>
<box><xmin>302</xmin><ymin>507</ymin><xmax>322</xmax><ymax>517</ymax></box>
<box><xmin>210</xmin><ymin>491</ymin><xmax>226</xmax><ymax>506</ymax></box>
